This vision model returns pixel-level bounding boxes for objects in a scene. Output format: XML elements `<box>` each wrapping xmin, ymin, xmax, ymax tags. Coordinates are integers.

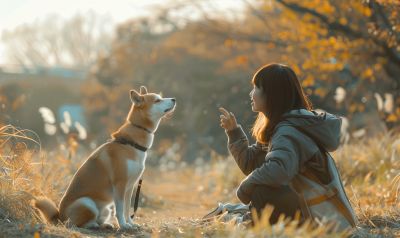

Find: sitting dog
<box><xmin>34</xmin><ymin>86</ymin><xmax>176</xmax><ymax>229</ymax></box>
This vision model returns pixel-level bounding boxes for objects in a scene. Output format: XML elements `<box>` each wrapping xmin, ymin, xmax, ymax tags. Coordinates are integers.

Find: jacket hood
<box><xmin>278</xmin><ymin>109</ymin><xmax>342</xmax><ymax>152</ymax></box>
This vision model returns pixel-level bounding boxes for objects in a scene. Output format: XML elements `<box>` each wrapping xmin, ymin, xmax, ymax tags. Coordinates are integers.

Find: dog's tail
<box><xmin>33</xmin><ymin>197</ymin><xmax>60</xmax><ymax>224</ymax></box>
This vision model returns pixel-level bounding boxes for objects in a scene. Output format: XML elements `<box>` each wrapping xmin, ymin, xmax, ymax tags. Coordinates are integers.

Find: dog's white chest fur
<box><xmin>126</xmin><ymin>151</ymin><xmax>146</xmax><ymax>183</ymax></box>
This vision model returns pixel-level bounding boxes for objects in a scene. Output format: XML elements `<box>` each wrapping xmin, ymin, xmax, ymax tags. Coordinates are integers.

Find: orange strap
<box><xmin>306</xmin><ymin>187</ymin><xmax>338</xmax><ymax>206</ymax></box>
<box><xmin>302</xmin><ymin>178</ymin><xmax>356</xmax><ymax>227</ymax></box>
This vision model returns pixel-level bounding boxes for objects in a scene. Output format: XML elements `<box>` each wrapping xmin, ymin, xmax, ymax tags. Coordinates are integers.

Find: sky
<box><xmin>0</xmin><ymin>0</ymin><xmax>247</xmax><ymax>66</ymax></box>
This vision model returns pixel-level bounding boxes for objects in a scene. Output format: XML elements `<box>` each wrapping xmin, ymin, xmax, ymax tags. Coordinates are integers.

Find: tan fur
<box><xmin>34</xmin><ymin>197</ymin><xmax>60</xmax><ymax>223</ymax></box>
<box><xmin>33</xmin><ymin>87</ymin><xmax>176</xmax><ymax>229</ymax></box>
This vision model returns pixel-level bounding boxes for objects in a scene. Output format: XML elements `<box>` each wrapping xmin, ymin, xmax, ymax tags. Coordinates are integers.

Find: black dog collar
<box><xmin>111</xmin><ymin>137</ymin><xmax>148</xmax><ymax>152</ymax></box>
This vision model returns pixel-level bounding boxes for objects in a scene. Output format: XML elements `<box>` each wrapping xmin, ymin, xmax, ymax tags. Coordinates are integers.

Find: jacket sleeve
<box><xmin>236</xmin><ymin>133</ymin><xmax>301</xmax><ymax>203</ymax></box>
<box><xmin>225</xmin><ymin>125</ymin><xmax>268</xmax><ymax>175</ymax></box>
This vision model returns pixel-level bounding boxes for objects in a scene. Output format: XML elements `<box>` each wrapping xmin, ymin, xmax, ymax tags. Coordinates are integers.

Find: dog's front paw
<box><xmin>119</xmin><ymin>222</ymin><xmax>131</xmax><ymax>230</ymax></box>
<box><xmin>119</xmin><ymin>222</ymin><xmax>139</xmax><ymax>231</ymax></box>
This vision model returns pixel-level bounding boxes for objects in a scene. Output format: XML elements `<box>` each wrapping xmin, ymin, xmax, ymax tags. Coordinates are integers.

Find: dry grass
<box><xmin>0</xmin><ymin>124</ymin><xmax>399</xmax><ymax>237</ymax></box>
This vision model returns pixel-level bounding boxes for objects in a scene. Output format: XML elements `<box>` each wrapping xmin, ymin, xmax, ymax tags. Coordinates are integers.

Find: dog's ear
<box><xmin>130</xmin><ymin>89</ymin><xmax>143</xmax><ymax>105</ymax></box>
<box><xmin>140</xmin><ymin>86</ymin><xmax>148</xmax><ymax>95</ymax></box>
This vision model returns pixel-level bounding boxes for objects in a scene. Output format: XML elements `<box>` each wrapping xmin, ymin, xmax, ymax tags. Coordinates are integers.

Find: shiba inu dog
<box><xmin>34</xmin><ymin>86</ymin><xmax>176</xmax><ymax>229</ymax></box>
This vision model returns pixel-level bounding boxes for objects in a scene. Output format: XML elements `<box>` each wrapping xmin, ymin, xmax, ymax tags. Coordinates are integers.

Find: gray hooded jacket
<box><xmin>226</xmin><ymin>109</ymin><xmax>341</xmax><ymax>203</ymax></box>
<box><xmin>226</xmin><ymin>109</ymin><xmax>357</xmax><ymax>231</ymax></box>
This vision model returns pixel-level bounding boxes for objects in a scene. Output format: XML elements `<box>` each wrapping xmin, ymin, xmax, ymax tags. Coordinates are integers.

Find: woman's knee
<box><xmin>250</xmin><ymin>185</ymin><xmax>301</xmax><ymax>223</ymax></box>
<box><xmin>251</xmin><ymin>185</ymin><xmax>292</xmax><ymax>207</ymax></box>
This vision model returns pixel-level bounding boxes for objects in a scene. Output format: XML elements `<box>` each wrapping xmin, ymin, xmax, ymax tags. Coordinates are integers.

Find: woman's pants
<box><xmin>250</xmin><ymin>184</ymin><xmax>303</xmax><ymax>225</ymax></box>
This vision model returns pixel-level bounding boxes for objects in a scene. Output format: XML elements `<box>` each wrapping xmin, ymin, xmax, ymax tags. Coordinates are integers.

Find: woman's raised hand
<box><xmin>219</xmin><ymin>107</ymin><xmax>238</xmax><ymax>131</ymax></box>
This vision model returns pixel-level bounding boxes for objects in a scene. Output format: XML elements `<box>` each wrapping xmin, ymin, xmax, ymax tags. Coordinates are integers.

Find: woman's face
<box><xmin>250</xmin><ymin>85</ymin><xmax>265</xmax><ymax>113</ymax></box>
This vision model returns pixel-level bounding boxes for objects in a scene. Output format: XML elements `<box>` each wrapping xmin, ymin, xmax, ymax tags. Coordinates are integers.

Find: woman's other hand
<box><xmin>219</xmin><ymin>107</ymin><xmax>238</xmax><ymax>131</ymax></box>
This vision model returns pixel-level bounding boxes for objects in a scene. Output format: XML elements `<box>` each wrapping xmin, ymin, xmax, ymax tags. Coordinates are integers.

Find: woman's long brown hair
<box><xmin>251</xmin><ymin>63</ymin><xmax>313</xmax><ymax>144</ymax></box>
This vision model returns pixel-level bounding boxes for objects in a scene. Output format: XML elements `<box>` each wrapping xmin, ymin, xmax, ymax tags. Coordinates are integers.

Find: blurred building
<box><xmin>0</xmin><ymin>65</ymin><xmax>87</xmax><ymax>145</ymax></box>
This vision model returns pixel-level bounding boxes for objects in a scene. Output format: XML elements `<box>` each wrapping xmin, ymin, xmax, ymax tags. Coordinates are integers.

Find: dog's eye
<box><xmin>155</xmin><ymin>99</ymin><xmax>161</xmax><ymax>103</ymax></box>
